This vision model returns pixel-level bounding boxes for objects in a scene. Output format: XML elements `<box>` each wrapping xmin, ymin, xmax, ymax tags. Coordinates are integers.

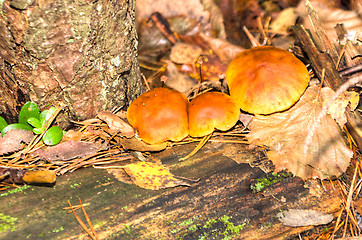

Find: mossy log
<box><xmin>0</xmin><ymin>142</ymin><xmax>341</xmax><ymax>239</ymax></box>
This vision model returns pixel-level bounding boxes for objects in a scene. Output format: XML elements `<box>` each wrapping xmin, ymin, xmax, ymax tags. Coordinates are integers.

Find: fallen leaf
<box><xmin>170</xmin><ymin>43</ymin><xmax>202</xmax><ymax>65</ymax></box>
<box><xmin>107</xmin><ymin>168</ymin><xmax>134</xmax><ymax>185</ymax></box>
<box><xmin>296</xmin><ymin>0</ymin><xmax>362</xmax><ymax>42</ymax></box>
<box><xmin>199</xmin><ymin>33</ymin><xmax>244</xmax><ymax>64</ymax></box>
<box><xmin>118</xmin><ymin>137</ymin><xmax>168</xmax><ymax>152</ymax></box>
<box><xmin>247</xmin><ymin>85</ymin><xmax>353</xmax><ymax>180</ymax></box>
<box><xmin>322</xmin><ymin>88</ymin><xmax>360</xmax><ymax>127</ymax></box>
<box><xmin>122</xmin><ymin>161</ymin><xmax>190</xmax><ymax>190</ymax></box>
<box><xmin>201</xmin><ymin>0</ymin><xmax>226</xmax><ymax>38</ymax></box>
<box><xmin>0</xmin><ymin>129</ymin><xmax>34</xmax><ymax>155</ymax></box>
<box><xmin>36</xmin><ymin>140</ymin><xmax>98</xmax><ymax>162</ymax></box>
<box><xmin>270</xmin><ymin>7</ymin><xmax>298</xmax><ymax>33</ymax></box>
<box><xmin>97</xmin><ymin>111</ymin><xmax>135</xmax><ymax>137</ymax></box>
<box><xmin>239</xmin><ymin>113</ymin><xmax>254</xmax><ymax>128</ymax></box>
<box><xmin>277</xmin><ymin>209</ymin><xmax>334</xmax><ymax>227</ymax></box>
<box><xmin>165</xmin><ymin>62</ymin><xmax>197</xmax><ymax>93</ymax></box>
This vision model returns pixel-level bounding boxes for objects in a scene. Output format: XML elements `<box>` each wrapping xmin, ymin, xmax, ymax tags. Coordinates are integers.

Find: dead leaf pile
<box><xmin>247</xmin><ymin>85</ymin><xmax>353</xmax><ymax>180</ymax></box>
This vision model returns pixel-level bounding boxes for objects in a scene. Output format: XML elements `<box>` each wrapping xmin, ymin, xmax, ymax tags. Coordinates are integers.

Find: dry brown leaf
<box><xmin>165</xmin><ymin>62</ymin><xmax>197</xmax><ymax>93</ymax></box>
<box><xmin>122</xmin><ymin>161</ymin><xmax>190</xmax><ymax>190</ymax></box>
<box><xmin>0</xmin><ymin>129</ymin><xmax>34</xmax><ymax>155</ymax></box>
<box><xmin>97</xmin><ymin>111</ymin><xmax>135</xmax><ymax>137</ymax></box>
<box><xmin>247</xmin><ymin>85</ymin><xmax>353</xmax><ymax>180</ymax></box>
<box><xmin>36</xmin><ymin>140</ymin><xmax>98</xmax><ymax>162</ymax></box>
<box><xmin>270</xmin><ymin>7</ymin><xmax>298</xmax><ymax>33</ymax></box>
<box><xmin>277</xmin><ymin>209</ymin><xmax>334</xmax><ymax>227</ymax></box>
<box><xmin>199</xmin><ymin>33</ymin><xmax>244</xmax><ymax>64</ymax></box>
<box><xmin>107</xmin><ymin>168</ymin><xmax>134</xmax><ymax>185</ymax></box>
<box><xmin>170</xmin><ymin>43</ymin><xmax>202</xmax><ymax>65</ymax></box>
<box><xmin>322</xmin><ymin>88</ymin><xmax>359</xmax><ymax>128</ymax></box>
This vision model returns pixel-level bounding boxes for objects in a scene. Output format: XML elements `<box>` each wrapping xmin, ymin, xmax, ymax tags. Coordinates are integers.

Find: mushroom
<box><xmin>188</xmin><ymin>91</ymin><xmax>240</xmax><ymax>137</ymax></box>
<box><xmin>127</xmin><ymin>87</ymin><xmax>189</xmax><ymax>144</ymax></box>
<box><xmin>226</xmin><ymin>46</ymin><xmax>310</xmax><ymax>115</ymax></box>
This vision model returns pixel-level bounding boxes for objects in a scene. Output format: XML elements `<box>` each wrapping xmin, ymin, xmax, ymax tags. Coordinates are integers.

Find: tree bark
<box><xmin>0</xmin><ymin>0</ymin><xmax>142</xmax><ymax>125</ymax></box>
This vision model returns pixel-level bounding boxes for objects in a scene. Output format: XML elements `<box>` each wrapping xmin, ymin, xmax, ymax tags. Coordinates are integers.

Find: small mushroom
<box><xmin>226</xmin><ymin>46</ymin><xmax>310</xmax><ymax>115</ymax></box>
<box><xmin>188</xmin><ymin>91</ymin><xmax>240</xmax><ymax>137</ymax></box>
<box><xmin>127</xmin><ymin>87</ymin><xmax>189</xmax><ymax>144</ymax></box>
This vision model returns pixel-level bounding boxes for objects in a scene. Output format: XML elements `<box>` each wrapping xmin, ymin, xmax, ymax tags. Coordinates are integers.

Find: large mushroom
<box><xmin>127</xmin><ymin>87</ymin><xmax>189</xmax><ymax>144</ymax></box>
<box><xmin>188</xmin><ymin>91</ymin><xmax>240</xmax><ymax>137</ymax></box>
<box><xmin>226</xmin><ymin>46</ymin><xmax>310</xmax><ymax>115</ymax></box>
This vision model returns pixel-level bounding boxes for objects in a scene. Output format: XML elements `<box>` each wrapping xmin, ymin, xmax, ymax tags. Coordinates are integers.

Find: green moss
<box><xmin>177</xmin><ymin>215</ymin><xmax>247</xmax><ymax>240</ymax></box>
<box><xmin>51</xmin><ymin>226</ymin><xmax>64</xmax><ymax>233</ymax></box>
<box><xmin>250</xmin><ymin>172</ymin><xmax>292</xmax><ymax>193</ymax></box>
<box><xmin>0</xmin><ymin>213</ymin><xmax>17</xmax><ymax>232</ymax></box>
<box><xmin>0</xmin><ymin>185</ymin><xmax>31</xmax><ymax>197</ymax></box>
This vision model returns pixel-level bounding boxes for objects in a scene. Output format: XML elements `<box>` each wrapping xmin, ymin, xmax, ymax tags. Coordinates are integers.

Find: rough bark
<box><xmin>0</xmin><ymin>0</ymin><xmax>142</xmax><ymax>125</ymax></box>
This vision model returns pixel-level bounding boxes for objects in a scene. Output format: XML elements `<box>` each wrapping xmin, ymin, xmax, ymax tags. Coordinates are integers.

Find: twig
<box><xmin>242</xmin><ymin>26</ymin><xmax>261</xmax><ymax>47</ymax></box>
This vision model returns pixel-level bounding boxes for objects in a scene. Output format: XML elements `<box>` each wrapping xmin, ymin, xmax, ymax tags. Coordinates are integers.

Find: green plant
<box><xmin>0</xmin><ymin>102</ymin><xmax>63</xmax><ymax>145</ymax></box>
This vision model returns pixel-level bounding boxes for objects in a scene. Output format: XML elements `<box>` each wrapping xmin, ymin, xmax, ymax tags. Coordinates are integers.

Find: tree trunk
<box><xmin>0</xmin><ymin>0</ymin><xmax>142</xmax><ymax>125</ymax></box>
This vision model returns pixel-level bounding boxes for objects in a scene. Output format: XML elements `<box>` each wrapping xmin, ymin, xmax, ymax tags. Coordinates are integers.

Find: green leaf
<box><xmin>0</xmin><ymin>117</ymin><xmax>8</xmax><ymax>132</ymax></box>
<box><xmin>19</xmin><ymin>102</ymin><xmax>40</xmax><ymax>126</ymax></box>
<box><xmin>1</xmin><ymin>123</ymin><xmax>33</xmax><ymax>136</ymax></box>
<box><xmin>39</xmin><ymin>110</ymin><xmax>49</xmax><ymax>125</ymax></box>
<box><xmin>40</xmin><ymin>107</ymin><xmax>57</xmax><ymax>126</ymax></box>
<box><xmin>33</xmin><ymin>128</ymin><xmax>44</xmax><ymax>135</ymax></box>
<box><xmin>42</xmin><ymin>126</ymin><xmax>63</xmax><ymax>146</ymax></box>
<box><xmin>27</xmin><ymin>117</ymin><xmax>42</xmax><ymax>128</ymax></box>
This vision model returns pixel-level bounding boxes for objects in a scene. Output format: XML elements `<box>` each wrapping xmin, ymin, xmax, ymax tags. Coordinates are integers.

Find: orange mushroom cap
<box><xmin>127</xmin><ymin>87</ymin><xmax>189</xmax><ymax>144</ymax></box>
<box><xmin>188</xmin><ymin>91</ymin><xmax>240</xmax><ymax>137</ymax></box>
<box><xmin>226</xmin><ymin>46</ymin><xmax>310</xmax><ymax>115</ymax></box>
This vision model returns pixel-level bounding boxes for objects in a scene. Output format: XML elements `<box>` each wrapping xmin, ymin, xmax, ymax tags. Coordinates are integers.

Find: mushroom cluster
<box><xmin>127</xmin><ymin>46</ymin><xmax>309</xmax><ymax>144</ymax></box>
<box><xmin>127</xmin><ymin>88</ymin><xmax>240</xmax><ymax>144</ymax></box>
<box><xmin>226</xmin><ymin>46</ymin><xmax>310</xmax><ymax>115</ymax></box>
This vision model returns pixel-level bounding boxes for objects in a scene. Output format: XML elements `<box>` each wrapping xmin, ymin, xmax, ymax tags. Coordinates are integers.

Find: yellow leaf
<box><xmin>123</xmin><ymin>161</ymin><xmax>189</xmax><ymax>190</ymax></box>
<box><xmin>247</xmin><ymin>85</ymin><xmax>353</xmax><ymax>180</ymax></box>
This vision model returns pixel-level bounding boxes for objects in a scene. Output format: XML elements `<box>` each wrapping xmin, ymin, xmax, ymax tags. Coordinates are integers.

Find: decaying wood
<box><xmin>0</xmin><ymin>142</ymin><xmax>342</xmax><ymax>239</ymax></box>
<box><xmin>0</xmin><ymin>167</ymin><xmax>55</xmax><ymax>185</ymax></box>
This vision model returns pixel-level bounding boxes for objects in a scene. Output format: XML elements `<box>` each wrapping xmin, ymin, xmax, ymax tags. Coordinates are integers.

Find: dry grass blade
<box><xmin>68</xmin><ymin>199</ymin><xmax>98</xmax><ymax>240</ymax></box>
<box><xmin>179</xmin><ymin>133</ymin><xmax>212</xmax><ymax>161</ymax></box>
